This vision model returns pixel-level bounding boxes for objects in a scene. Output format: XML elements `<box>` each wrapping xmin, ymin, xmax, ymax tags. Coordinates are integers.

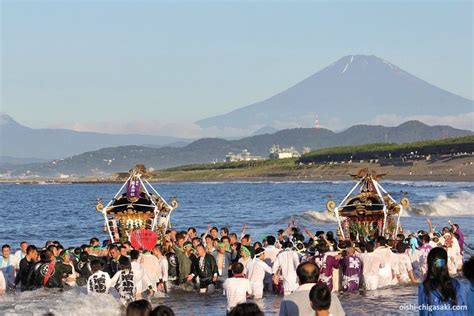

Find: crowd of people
<box><xmin>1</xmin><ymin>219</ymin><xmax>473</xmax><ymax>315</ymax></box>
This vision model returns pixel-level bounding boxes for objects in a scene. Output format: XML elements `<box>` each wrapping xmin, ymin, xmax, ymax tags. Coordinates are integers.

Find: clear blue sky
<box><xmin>1</xmin><ymin>0</ymin><xmax>472</xmax><ymax>135</ymax></box>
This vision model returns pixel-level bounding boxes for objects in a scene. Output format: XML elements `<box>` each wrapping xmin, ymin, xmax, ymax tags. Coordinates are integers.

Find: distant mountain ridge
<box><xmin>0</xmin><ymin>156</ymin><xmax>48</xmax><ymax>166</ymax></box>
<box><xmin>0</xmin><ymin>114</ymin><xmax>192</xmax><ymax>160</ymax></box>
<box><xmin>3</xmin><ymin>120</ymin><xmax>472</xmax><ymax>177</ymax></box>
<box><xmin>197</xmin><ymin>55</ymin><xmax>473</xmax><ymax>132</ymax></box>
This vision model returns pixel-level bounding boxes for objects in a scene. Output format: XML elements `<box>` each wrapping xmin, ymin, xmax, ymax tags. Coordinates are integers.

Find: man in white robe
<box><xmin>272</xmin><ymin>241</ymin><xmax>300</xmax><ymax>296</ymax></box>
<box><xmin>247</xmin><ymin>248</ymin><xmax>272</xmax><ymax>298</ymax></box>
<box><xmin>263</xmin><ymin>235</ymin><xmax>281</xmax><ymax>291</ymax></box>
<box><xmin>358</xmin><ymin>242</ymin><xmax>385</xmax><ymax>290</ymax></box>
<box><xmin>142</xmin><ymin>251</ymin><xmax>161</xmax><ymax>289</ymax></box>
<box><xmin>374</xmin><ymin>237</ymin><xmax>395</xmax><ymax>288</ymax></box>
<box><xmin>130</xmin><ymin>250</ymin><xmax>154</xmax><ymax>298</ymax></box>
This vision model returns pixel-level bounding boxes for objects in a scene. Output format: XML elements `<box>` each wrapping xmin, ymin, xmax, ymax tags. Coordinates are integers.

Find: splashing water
<box><xmin>408</xmin><ymin>191</ymin><xmax>474</xmax><ymax>216</ymax></box>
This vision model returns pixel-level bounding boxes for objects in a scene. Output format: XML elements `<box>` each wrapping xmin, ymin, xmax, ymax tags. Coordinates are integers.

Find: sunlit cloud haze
<box><xmin>46</xmin><ymin>120</ymin><xmax>249</xmax><ymax>139</ymax></box>
<box><xmin>47</xmin><ymin>111</ymin><xmax>474</xmax><ymax>139</ymax></box>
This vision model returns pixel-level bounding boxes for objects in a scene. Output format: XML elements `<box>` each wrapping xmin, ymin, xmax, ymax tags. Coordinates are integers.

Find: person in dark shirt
<box><xmin>15</xmin><ymin>245</ymin><xmax>38</xmax><ymax>291</ymax></box>
<box><xmin>75</xmin><ymin>252</ymin><xmax>92</xmax><ymax>286</ymax></box>
<box><xmin>31</xmin><ymin>249</ymin><xmax>72</xmax><ymax>288</ymax></box>
<box><xmin>192</xmin><ymin>244</ymin><xmax>218</xmax><ymax>293</ymax></box>
<box><xmin>166</xmin><ymin>250</ymin><xmax>179</xmax><ymax>285</ymax></box>
<box><xmin>104</xmin><ymin>245</ymin><xmax>122</xmax><ymax>277</ymax></box>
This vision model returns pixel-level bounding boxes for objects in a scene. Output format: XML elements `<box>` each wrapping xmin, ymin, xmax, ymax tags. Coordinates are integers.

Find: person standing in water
<box><xmin>104</xmin><ymin>245</ymin><xmax>122</xmax><ymax>277</ymax></box>
<box><xmin>212</xmin><ymin>242</ymin><xmax>232</xmax><ymax>287</ymax></box>
<box><xmin>247</xmin><ymin>248</ymin><xmax>272</xmax><ymax>299</ymax></box>
<box><xmin>110</xmin><ymin>256</ymin><xmax>140</xmax><ymax>304</ymax></box>
<box><xmin>152</xmin><ymin>245</ymin><xmax>169</xmax><ymax>293</ymax></box>
<box><xmin>359</xmin><ymin>242</ymin><xmax>384</xmax><ymax>291</ymax></box>
<box><xmin>175</xmin><ymin>240</ymin><xmax>195</xmax><ymax>290</ymax></box>
<box><xmin>130</xmin><ymin>250</ymin><xmax>154</xmax><ymax>299</ymax></box>
<box><xmin>1</xmin><ymin>244</ymin><xmax>20</xmax><ymax>291</ymax></box>
<box><xmin>374</xmin><ymin>236</ymin><xmax>395</xmax><ymax>288</ymax></box>
<box><xmin>392</xmin><ymin>242</ymin><xmax>417</xmax><ymax>285</ymax></box>
<box><xmin>192</xmin><ymin>244</ymin><xmax>218</xmax><ymax>293</ymax></box>
<box><xmin>16</xmin><ymin>245</ymin><xmax>38</xmax><ymax>291</ymax></box>
<box><xmin>313</xmin><ymin>242</ymin><xmax>340</xmax><ymax>292</ymax></box>
<box><xmin>223</xmin><ymin>262</ymin><xmax>253</xmax><ymax>313</ymax></box>
<box><xmin>272</xmin><ymin>241</ymin><xmax>300</xmax><ymax>296</ymax></box>
<box><xmin>449</xmin><ymin>221</ymin><xmax>464</xmax><ymax>255</ymax></box>
<box><xmin>32</xmin><ymin>249</ymin><xmax>72</xmax><ymax>289</ymax></box>
<box><xmin>238</xmin><ymin>246</ymin><xmax>252</xmax><ymax>275</ymax></box>
<box><xmin>339</xmin><ymin>245</ymin><xmax>361</xmax><ymax>292</ymax></box>
<box><xmin>87</xmin><ymin>260</ymin><xmax>111</xmax><ymax>294</ymax></box>
<box><xmin>14</xmin><ymin>241</ymin><xmax>28</xmax><ymax>261</ymax></box>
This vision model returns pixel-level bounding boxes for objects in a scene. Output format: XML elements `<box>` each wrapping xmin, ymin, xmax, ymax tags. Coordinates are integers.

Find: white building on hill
<box><xmin>269</xmin><ymin>144</ymin><xmax>301</xmax><ymax>159</ymax></box>
<box><xmin>225</xmin><ymin>149</ymin><xmax>265</xmax><ymax>163</ymax></box>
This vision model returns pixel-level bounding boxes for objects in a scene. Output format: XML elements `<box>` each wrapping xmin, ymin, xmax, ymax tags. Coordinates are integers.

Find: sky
<box><xmin>1</xmin><ymin>0</ymin><xmax>472</xmax><ymax>137</ymax></box>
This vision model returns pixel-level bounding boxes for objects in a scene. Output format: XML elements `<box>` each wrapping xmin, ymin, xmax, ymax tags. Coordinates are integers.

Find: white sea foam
<box><xmin>384</xmin><ymin>180</ymin><xmax>471</xmax><ymax>188</ymax></box>
<box><xmin>407</xmin><ymin>191</ymin><xmax>474</xmax><ymax>217</ymax></box>
<box><xmin>0</xmin><ymin>288</ymin><xmax>121</xmax><ymax>316</ymax></box>
<box><xmin>299</xmin><ymin>210</ymin><xmax>337</xmax><ymax>223</ymax></box>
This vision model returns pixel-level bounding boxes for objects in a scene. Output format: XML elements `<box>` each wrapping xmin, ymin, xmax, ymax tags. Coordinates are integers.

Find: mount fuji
<box><xmin>196</xmin><ymin>55</ymin><xmax>473</xmax><ymax>131</ymax></box>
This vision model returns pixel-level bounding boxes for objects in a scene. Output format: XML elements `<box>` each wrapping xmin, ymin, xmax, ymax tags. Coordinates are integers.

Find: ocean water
<box><xmin>0</xmin><ymin>180</ymin><xmax>473</xmax><ymax>315</ymax></box>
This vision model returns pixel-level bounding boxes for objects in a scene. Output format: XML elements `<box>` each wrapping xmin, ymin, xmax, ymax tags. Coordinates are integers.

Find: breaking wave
<box><xmin>383</xmin><ymin>180</ymin><xmax>472</xmax><ymax>189</ymax></box>
<box><xmin>297</xmin><ymin>210</ymin><xmax>337</xmax><ymax>223</ymax></box>
<box><xmin>407</xmin><ymin>191</ymin><xmax>474</xmax><ymax>217</ymax></box>
<box><xmin>292</xmin><ymin>191</ymin><xmax>474</xmax><ymax>224</ymax></box>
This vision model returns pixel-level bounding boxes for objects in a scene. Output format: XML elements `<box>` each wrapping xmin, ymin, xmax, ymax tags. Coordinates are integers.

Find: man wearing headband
<box><xmin>238</xmin><ymin>246</ymin><xmax>252</xmax><ymax>275</ymax></box>
<box><xmin>241</xmin><ymin>235</ymin><xmax>255</xmax><ymax>258</ymax></box>
<box><xmin>272</xmin><ymin>241</ymin><xmax>299</xmax><ymax>296</ymax></box>
<box><xmin>247</xmin><ymin>248</ymin><xmax>272</xmax><ymax>299</ymax></box>
<box><xmin>175</xmin><ymin>239</ymin><xmax>194</xmax><ymax>290</ymax></box>
<box><xmin>212</xmin><ymin>242</ymin><xmax>232</xmax><ymax>286</ymax></box>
